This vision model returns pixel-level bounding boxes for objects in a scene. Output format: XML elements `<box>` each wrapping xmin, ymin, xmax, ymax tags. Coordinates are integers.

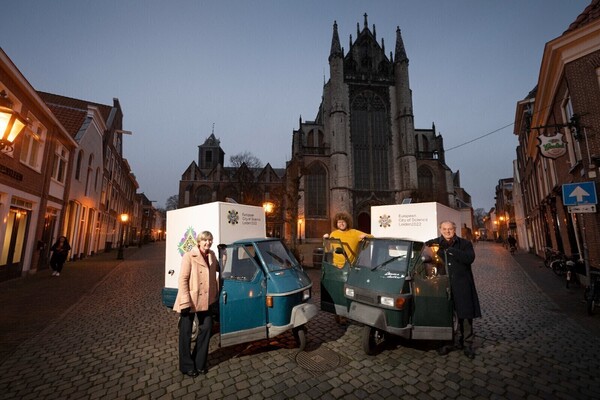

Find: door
<box><xmin>320</xmin><ymin>238</ymin><xmax>350</xmax><ymax>317</ymax></box>
<box><xmin>0</xmin><ymin>208</ymin><xmax>31</xmax><ymax>281</ymax></box>
<box><xmin>219</xmin><ymin>243</ymin><xmax>268</xmax><ymax>347</ymax></box>
<box><xmin>410</xmin><ymin>245</ymin><xmax>454</xmax><ymax>340</ymax></box>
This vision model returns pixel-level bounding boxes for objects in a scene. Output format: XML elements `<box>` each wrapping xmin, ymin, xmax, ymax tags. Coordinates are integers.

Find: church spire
<box><xmin>329</xmin><ymin>21</ymin><xmax>343</xmax><ymax>60</ymax></box>
<box><xmin>394</xmin><ymin>26</ymin><xmax>408</xmax><ymax>63</ymax></box>
<box><xmin>363</xmin><ymin>13</ymin><xmax>368</xmax><ymax>31</ymax></box>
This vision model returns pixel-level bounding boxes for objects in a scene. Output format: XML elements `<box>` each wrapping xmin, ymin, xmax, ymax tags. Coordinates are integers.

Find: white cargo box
<box><xmin>371</xmin><ymin>202</ymin><xmax>463</xmax><ymax>242</ymax></box>
<box><xmin>164</xmin><ymin>201</ymin><xmax>266</xmax><ymax>290</ymax></box>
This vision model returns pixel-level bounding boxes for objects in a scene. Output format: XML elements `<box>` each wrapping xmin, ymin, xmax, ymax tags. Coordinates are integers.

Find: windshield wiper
<box><xmin>371</xmin><ymin>255</ymin><xmax>406</xmax><ymax>271</ymax></box>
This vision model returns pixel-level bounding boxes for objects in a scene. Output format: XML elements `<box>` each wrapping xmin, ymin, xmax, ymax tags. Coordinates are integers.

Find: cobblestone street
<box><xmin>1</xmin><ymin>241</ymin><xmax>599</xmax><ymax>399</ymax></box>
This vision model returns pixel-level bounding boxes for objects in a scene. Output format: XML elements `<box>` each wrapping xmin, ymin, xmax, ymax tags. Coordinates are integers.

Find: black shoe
<box><xmin>198</xmin><ymin>368</ymin><xmax>208</xmax><ymax>375</ymax></box>
<box><xmin>436</xmin><ymin>345</ymin><xmax>452</xmax><ymax>356</ymax></box>
<box><xmin>183</xmin><ymin>370</ymin><xmax>199</xmax><ymax>377</ymax></box>
<box><xmin>463</xmin><ymin>348</ymin><xmax>475</xmax><ymax>359</ymax></box>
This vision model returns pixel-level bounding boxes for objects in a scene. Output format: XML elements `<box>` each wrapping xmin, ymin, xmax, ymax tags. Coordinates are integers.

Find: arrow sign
<box><xmin>569</xmin><ymin>186</ymin><xmax>590</xmax><ymax>203</ymax></box>
<box><xmin>562</xmin><ymin>182</ymin><xmax>598</xmax><ymax>206</ymax></box>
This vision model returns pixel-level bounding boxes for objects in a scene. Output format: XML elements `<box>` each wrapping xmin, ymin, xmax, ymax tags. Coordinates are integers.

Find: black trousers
<box><xmin>178</xmin><ymin>309</ymin><xmax>213</xmax><ymax>373</ymax></box>
<box><xmin>458</xmin><ymin>318</ymin><xmax>474</xmax><ymax>348</ymax></box>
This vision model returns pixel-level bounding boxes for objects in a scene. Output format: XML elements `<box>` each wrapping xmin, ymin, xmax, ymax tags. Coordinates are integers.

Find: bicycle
<box><xmin>543</xmin><ymin>247</ymin><xmax>563</xmax><ymax>269</ymax></box>
<box><xmin>584</xmin><ymin>269</ymin><xmax>600</xmax><ymax>315</ymax></box>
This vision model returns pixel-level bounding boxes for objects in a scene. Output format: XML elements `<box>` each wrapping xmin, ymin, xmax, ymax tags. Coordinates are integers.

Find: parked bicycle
<box><xmin>543</xmin><ymin>247</ymin><xmax>563</xmax><ymax>269</ymax></box>
<box><xmin>584</xmin><ymin>269</ymin><xmax>600</xmax><ymax>315</ymax></box>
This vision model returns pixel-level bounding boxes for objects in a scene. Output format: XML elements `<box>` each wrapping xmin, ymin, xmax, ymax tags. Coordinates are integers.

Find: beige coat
<box><xmin>173</xmin><ymin>246</ymin><xmax>219</xmax><ymax>313</ymax></box>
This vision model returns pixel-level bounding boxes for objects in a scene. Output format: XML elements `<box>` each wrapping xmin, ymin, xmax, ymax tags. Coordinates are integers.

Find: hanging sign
<box><xmin>538</xmin><ymin>132</ymin><xmax>567</xmax><ymax>159</ymax></box>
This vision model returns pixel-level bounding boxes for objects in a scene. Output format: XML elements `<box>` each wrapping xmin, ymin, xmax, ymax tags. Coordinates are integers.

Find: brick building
<box><xmin>513</xmin><ymin>0</ymin><xmax>600</xmax><ymax>271</ymax></box>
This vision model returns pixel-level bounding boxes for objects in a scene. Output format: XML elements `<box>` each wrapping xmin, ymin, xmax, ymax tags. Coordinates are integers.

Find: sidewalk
<box><xmin>0</xmin><ymin>244</ymin><xmax>144</xmax><ymax>363</ymax></box>
<box><xmin>498</xmin><ymin>242</ymin><xmax>600</xmax><ymax>337</ymax></box>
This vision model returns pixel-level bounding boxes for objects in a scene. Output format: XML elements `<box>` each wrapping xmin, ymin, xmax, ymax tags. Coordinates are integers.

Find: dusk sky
<box><xmin>0</xmin><ymin>1</ymin><xmax>591</xmax><ymax>210</ymax></box>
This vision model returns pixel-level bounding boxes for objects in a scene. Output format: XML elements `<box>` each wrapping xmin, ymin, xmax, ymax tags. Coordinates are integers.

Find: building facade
<box><xmin>513</xmin><ymin>0</ymin><xmax>600</xmax><ymax>272</ymax></box>
<box><xmin>0</xmin><ymin>48</ymin><xmax>77</xmax><ymax>281</ymax></box>
<box><xmin>286</xmin><ymin>16</ymin><xmax>471</xmax><ymax>242</ymax></box>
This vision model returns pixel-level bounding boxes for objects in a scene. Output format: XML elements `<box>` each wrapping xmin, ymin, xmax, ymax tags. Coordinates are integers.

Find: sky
<box><xmin>0</xmin><ymin>0</ymin><xmax>592</xmax><ymax>210</ymax></box>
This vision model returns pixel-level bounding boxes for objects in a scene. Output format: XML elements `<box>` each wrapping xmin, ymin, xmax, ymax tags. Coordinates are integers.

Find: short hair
<box><xmin>438</xmin><ymin>220</ymin><xmax>456</xmax><ymax>229</ymax></box>
<box><xmin>197</xmin><ymin>231</ymin><xmax>214</xmax><ymax>241</ymax></box>
<box><xmin>333</xmin><ymin>212</ymin><xmax>353</xmax><ymax>229</ymax></box>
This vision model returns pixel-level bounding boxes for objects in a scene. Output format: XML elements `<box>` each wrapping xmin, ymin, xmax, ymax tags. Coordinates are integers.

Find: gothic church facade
<box><xmin>287</xmin><ymin>15</ymin><xmax>471</xmax><ymax>238</ymax></box>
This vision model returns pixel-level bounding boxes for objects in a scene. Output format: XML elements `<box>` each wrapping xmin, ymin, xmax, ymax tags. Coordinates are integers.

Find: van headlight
<box><xmin>345</xmin><ymin>287</ymin><xmax>355</xmax><ymax>297</ymax></box>
<box><xmin>380</xmin><ymin>296</ymin><xmax>394</xmax><ymax>307</ymax></box>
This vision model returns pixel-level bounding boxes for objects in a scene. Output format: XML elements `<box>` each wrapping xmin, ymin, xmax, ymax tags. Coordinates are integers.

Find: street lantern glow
<box><xmin>120</xmin><ymin>213</ymin><xmax>129</xmax><ymax>223</ymax></box>
<box><xmin>262</xmin><ymin>201</ymin><xmax>274</xmax><ymax>214</ymax></box>
<box><xmin>0</xmin><ymin>90</ymin><xmax>27</xmax><ymax>153</ymax></box>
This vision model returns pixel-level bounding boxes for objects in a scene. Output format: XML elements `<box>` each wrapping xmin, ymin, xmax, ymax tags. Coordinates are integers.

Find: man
<box><xmin>427</xmin><ymin>220</ymin><xmax>481</xmax><ymax>359</ymax></box>
<box><xmin>323</xmin><ymin>212</ymin><xmax>370</xmax><ymax>268</ymax></box>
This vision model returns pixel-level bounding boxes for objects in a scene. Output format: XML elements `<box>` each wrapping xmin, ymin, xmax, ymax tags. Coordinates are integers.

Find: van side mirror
<box><xmin>421</xmin><ymin>255</ymin><xmax>433</xmax><ymax>263</ymax></box>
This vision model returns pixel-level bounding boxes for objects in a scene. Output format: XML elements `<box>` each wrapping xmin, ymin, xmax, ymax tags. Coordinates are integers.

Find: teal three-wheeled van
<box><xmin>164</xmin><ymin>238</ymin><xmax>318</xmax><ymax>351</ymax></box>
<box><xmin>321</xmin><ymin>237</ymin><xmax>457</xmax><ymax>355</ymax></box>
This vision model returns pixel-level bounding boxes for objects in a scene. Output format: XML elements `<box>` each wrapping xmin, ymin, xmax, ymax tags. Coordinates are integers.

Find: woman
<box><xmin>173</xmin><ymin>231</ymin><xmax>220</xmax><ymax>377</ymax></box>
<box><xmin>50</xmin><ymin>236</ymin><xmax>71</xmax><ymax>277</ymax></box>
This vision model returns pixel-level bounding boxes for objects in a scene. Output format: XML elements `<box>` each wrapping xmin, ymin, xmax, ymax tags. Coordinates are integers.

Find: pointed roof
<box><xmin>394</xmin><ymin>27</ymin><xmax>408</xmax><ymax>63</ymax></box>
<box><xmin>329</xmin><ymin>21</ymin><xmax>343</xmax><ymax>60</ymax></box>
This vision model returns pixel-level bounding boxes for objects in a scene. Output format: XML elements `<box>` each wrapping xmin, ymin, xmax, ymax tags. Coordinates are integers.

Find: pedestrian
<box><xmin>49</xmin><ymin>236</ymin><xmax>70</xmax><ymax>277</ymax></box>
<box><xmin>426</xmin><ymin>220</ymin><xmax>481</xmax><ymax>359</ymax></box>
<box><xmin>507</xmin><ymin>235</ymin><xmax>517</xmax><ymax>252</ymax></box>
<box><xmin>323</xmin><ymin>212</ymin><xmax>370</xmax><ymax>268</ymax></box>
<box><xmin>173</xmin><ymin>231</ymin><xmax>219</xmax><ymax>377</ymax></box>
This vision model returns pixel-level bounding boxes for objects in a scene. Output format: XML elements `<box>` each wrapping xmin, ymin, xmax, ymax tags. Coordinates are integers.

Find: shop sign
<box><xmin>538</xmin><ymin>132</ymin><xmax>566</xmax><ymax>159</ymax></box>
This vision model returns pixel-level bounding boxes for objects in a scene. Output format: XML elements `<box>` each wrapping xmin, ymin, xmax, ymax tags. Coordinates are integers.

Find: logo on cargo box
<box><xmin>378</xmin><ymin>214</ymin><xmax>391</xmax><ymax>228</ymax></box>
<box><xmin>227</xmin><ymin>209</ymin><xmax>239</xmax><ymax>225</ymax></box>
<box><xmin>177</xmin><ymin>227</ymin><xmax>198</xmax><ymax>256</ymax></box>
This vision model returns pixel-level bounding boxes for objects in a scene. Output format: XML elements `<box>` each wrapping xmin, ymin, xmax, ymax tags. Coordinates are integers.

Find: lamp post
<box><xmin>117</xmin><ymin>213</ymin><xmax>129</xmax><ymax>260</ymax></box>
<box><xmin>262</xmin><ymin>201</ymin><xmax>275</xmax><ymax>237</ymax></box>
<box><xmin>0</xmin><ymin>91</ymin><xmax>27</xmax><ymax>153</ymax></box>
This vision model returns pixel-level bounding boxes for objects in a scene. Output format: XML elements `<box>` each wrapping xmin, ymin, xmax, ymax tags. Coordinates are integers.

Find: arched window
<box><xmin>195</xmin><ymin>186</ymin><xmax>212</xmax><ymax>205</ymax></box>
<box><xmin>306</xmin><ymin>163</ymin><xmax>327</xmax><ymax>217</ymax></box>
<box><xmin>75</xmin><ymin>150</ymin><xmax>84</xmax><ymax>180</ymax></box>
<box><xmin>85</xmin><ymin>154</ymin><xmax>94</xmax><ymax>196</ymax></box>
<box><xmin>418</xmin><ymin>166</ymin><xmax>434</xmax><ymax>193</ymax></box>
<box><xmin>351</xmin><ymin>90</ymin><xmax>389</xmax><ymax>190</ymax></box>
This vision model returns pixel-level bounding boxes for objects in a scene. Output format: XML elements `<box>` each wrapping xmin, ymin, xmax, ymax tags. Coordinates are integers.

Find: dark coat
<box><xmin>428</xmin><ymin>235</ymin><xmax>481</xmax><ymax>319</ymax></box>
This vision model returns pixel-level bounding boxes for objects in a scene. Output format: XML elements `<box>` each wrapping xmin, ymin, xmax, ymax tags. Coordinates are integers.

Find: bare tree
<box><xmin>165</xmin><ymin>195</ymin><xmax>179</xmax><ymax>211</ymax></box>
<box><xmin>229</xmin><ymin>151</ymin><xmax>263</xmax><ymax>169</ymax></box>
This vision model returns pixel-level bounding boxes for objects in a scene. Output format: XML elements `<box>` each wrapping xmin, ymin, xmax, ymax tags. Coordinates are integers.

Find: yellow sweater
<box><xmin>329</xmin><ymin>229</ymin><xmax>369</xmax><ymax>267</ymax></box>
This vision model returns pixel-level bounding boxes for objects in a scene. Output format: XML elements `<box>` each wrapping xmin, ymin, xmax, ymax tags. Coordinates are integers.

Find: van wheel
<box><xmin>362</xmin><ymin>326</ymin><xmax>385</xmax><ymax>355</ymax></box>
<box><xmin>293</xmin><ymin>326</ymin><xmax>307</xmax><ymax>351</ymax></box>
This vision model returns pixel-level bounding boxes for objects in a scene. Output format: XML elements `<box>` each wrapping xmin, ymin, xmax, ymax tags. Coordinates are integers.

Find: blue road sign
<box><xmin>562</xmin><ymin>181</ymin><xmax>598</xmax><ymax>206</ymax></box>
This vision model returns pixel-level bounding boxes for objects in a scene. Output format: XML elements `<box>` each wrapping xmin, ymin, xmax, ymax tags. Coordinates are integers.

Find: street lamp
<box><xmin>0</xmin><ymin>91</ymin><xmax>27</xmax><ymax>153</ymax></box>
<box><xmin>117</xmin><ymin>213</ymin><xmax>129</xmax><ymax>260</ymax></box>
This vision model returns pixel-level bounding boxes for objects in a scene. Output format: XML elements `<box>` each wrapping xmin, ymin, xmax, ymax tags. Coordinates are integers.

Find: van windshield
<box><xmin>355</xmin><ymin>239</ymin><xmax>411</xmax><ymax>273</ymax></box>
<box><xmin>256</xmin><ymin>240</ymin><xmax>298</xmax><ymax>272</ymax></box>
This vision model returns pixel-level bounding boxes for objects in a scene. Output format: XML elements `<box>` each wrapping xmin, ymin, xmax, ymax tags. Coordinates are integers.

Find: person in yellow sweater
<box><xmin>323</xmin><ymin>212</ymin><xmax>370</xmax><ymax>268</ymax></box>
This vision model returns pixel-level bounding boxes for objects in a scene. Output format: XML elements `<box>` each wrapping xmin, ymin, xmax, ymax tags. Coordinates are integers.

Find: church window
<box><xmin>306</xmin><ymin>163</ymin><xmax>327</xmax><ymax>217</ymax></box>
<box><xmin>195</xmin><ymin>185</ymin><xmax>212</xmax><ymax>205</ymax></box>
<box><xmin>418</xmin><ymin>166</ymin><xmax>434</xmax><ymax>193</ymax></box>
<box><xmin>351</xmin><ymin>91</ymin><xmax>389</xmax><ymax>190</ymax></box>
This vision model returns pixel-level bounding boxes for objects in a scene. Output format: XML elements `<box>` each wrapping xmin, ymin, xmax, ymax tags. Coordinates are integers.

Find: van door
<box><xmin>219</xmin><ymin>243</ymin><xmax>268</xmax><ymax>347</ymax></box>
<box><xmin>410</xmin><ymin>245</ymin><xmax>454</xmax><ymax>340</ymax></box>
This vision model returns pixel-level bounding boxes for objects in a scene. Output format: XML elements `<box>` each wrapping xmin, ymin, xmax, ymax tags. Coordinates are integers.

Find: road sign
<box><xmin>562</xmin><ymin>181</ymin><xmax>597</xmax><ymax>206</ymax></box>
<box><xmin>568</xmin><ymin>205</ymin><xmax>596</xmax><ymax>213</ymax></box>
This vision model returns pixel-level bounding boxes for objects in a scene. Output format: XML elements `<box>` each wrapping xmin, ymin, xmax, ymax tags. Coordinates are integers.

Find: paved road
<box><xmin>1</xmin><ymin>241</ymin><xmax>599</xmax><ymax>399</ymax></box>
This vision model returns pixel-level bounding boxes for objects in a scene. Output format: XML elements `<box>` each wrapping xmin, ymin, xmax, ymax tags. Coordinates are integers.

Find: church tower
<box><xmin>288</xmin><ymin>15</ymin><xmax>467</xmax><ymax>237</ymax></box>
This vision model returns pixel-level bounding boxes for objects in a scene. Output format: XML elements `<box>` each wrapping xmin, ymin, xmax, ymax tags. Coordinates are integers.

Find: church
<box><xmin>179</xmin><ymin>15</ymin><xmax>471</xmax><ymax>244</ymax></box>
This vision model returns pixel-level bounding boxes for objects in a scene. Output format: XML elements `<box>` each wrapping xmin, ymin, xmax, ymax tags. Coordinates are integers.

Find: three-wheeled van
<box><xmin>320</xmin><ymin>202</ymin><xmax>469</xmax><ymax>354</ymax></box>
<box><xmin>217</xmin><ymin>238</ymin><xmax>317</xmax><ymax>350</ymax></box>
<box><xmin>344</xmin><ymin>237</ymin><xmax>454</xmax><ymax>354</ymax></box>
<box><xmin>162</xmin><ymin>202</ymin><xmax>317</xmax><ymax>351</ymax></box>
